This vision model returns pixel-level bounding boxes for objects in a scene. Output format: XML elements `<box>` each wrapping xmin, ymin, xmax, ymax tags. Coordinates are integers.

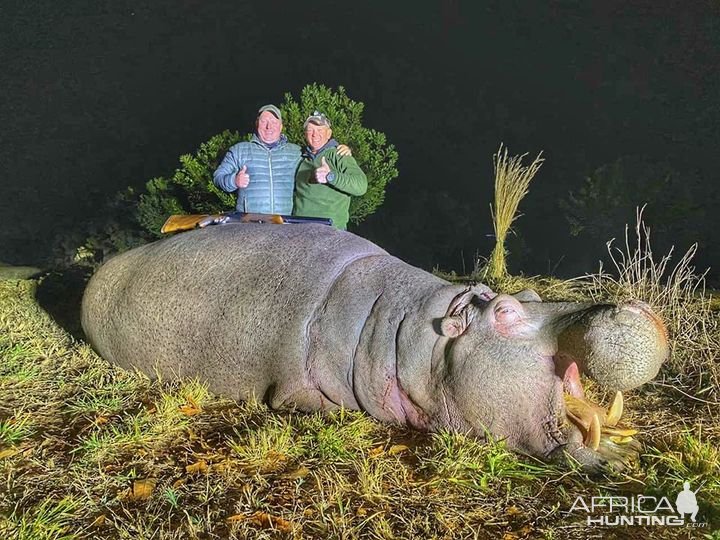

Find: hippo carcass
<box><xmin>81</xmin><ymin>224</ymin><xmax>668</xmax><ymax>468</ymax></box>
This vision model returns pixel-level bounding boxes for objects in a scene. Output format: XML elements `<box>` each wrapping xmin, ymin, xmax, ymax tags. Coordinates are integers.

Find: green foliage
<box><xmin>0</xmin><ymin>415</ymin><xmax>34</xmax><ymax>445</ymax></box>
<box><xmin>65</xmin><ymin>131</ymin><xmax>240</xmax><ymax>268</ymax></box>
<box><xmin>280</xmin><ymin>84</ymin><xmax>398</xmax><ymax>224</ymax></box>
<box><xmin>419</xmin><ymin>431</ymin><xmax>553</xmax><ymax>493</ymax></box>
<box><xmin>51</xmin><ymin>188</ymin><xmax>152</xmax><ymax>269</ymax></box>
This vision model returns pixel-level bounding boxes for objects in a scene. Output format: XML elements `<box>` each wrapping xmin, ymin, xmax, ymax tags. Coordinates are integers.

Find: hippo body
<box><xmin>82</xmin><ymin>224</ymin><xmax>668</xmax><ymax>467</ymax></box>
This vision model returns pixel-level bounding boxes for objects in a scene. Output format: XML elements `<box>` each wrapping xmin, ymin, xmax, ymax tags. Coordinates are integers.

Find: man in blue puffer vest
<box><xmin>213</xmin><ymin>105</ymin><xmax>351</xmax><ymax>215</ymax></box>
<box><xmin>213</xmin><ymin>105</ymin><xmax>299</xmax><ymax>215</ymax></box>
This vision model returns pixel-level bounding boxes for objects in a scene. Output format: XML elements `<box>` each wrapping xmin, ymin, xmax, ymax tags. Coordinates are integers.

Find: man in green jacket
<box><xmin>293</xmin><ymin>111</ymin><xmax>367</xmax><ymax>230</ymax></box>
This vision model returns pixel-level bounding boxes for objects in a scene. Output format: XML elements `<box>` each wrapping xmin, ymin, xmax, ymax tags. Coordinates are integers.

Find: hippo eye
<box><xmin>494</xmin><ymin>303</ymin><xmax>521</xmax><ymax>324</ymax></box>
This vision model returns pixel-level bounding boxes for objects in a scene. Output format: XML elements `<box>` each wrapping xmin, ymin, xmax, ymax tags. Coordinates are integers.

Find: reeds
<box><xmin>486</xmin><ymin>144</ymin><xmax>544</xmax><ymax>280</ymax></box>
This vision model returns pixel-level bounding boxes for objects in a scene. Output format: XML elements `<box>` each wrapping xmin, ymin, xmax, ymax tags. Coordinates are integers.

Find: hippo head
<box><xmin>429</xmin><ymin>285</ymin><xmax>669</xmax><ymax>469</ymax></box>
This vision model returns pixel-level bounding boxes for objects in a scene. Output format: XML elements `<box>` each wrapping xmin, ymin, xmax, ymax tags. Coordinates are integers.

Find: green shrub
<box><xmin>560</xmin><ymin>156</ymin><xmax>708</xmax><ymax>253</ymax></box>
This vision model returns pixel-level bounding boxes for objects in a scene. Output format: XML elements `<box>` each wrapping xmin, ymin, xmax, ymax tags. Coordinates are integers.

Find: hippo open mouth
<box><xmin>557</xmin><ymin>359</ymin><xmax>642</xmax><ymax>465</ymax></box>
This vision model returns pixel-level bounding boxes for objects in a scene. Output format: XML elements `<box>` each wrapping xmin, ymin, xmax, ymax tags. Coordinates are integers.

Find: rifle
<box><xmin>160</xmin><ymin>212</ymin><xmax>332</xmax><ymax>234</ymax></box>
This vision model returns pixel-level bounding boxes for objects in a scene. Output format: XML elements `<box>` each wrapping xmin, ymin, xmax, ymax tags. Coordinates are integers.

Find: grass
<box><xmin>0</xmin><ymin>414</ymin><xmax>35</xmax><ymax>445</ymax></box>
<box><xmin>419</xmin><ymin>431</ymin><xmax>557</xmax><ymax>494</ymax></box>
<box><xmin>483</xmin><ymin>144</ymin><xmax>544</xmax><ymax>281</ymax></box>
<box><xmin>0</xmin><ymin>215</ymin><xmax>719</xmax><ymax>538</ymax></box>
<box><xmin>9</xmin><ymin>496</ymin><xmax>83</xmax><ymax>540</ymax></box>
<box><xmin>228</xmin><ymin>416</ymin><xmax>303</xmax><ymax>473</ymax></box>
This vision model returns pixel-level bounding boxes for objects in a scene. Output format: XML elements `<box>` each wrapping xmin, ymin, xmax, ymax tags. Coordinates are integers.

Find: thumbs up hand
<box><xmin>315</xmin><ymin>157</ymin><xmax>331</xmax><ymax>184</ymax></box>
<box><xmin>235</xmin><ymin>165</ymin><xmax>250</xmax><ymax>188</ymax></box>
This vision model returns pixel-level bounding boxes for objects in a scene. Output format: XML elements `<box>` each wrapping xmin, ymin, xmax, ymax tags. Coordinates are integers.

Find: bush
<box><xmin>135</xmin><ymin>130</ymin><xmax>240</xmax><ymax>237</ymax></box>
<box><xmin>51</xmin><ymin>189</ymin><xmax>153</xmax><ymax>269</ymax></box>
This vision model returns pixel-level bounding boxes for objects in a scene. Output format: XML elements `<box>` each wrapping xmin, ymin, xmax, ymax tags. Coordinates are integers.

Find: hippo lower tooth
<box><xmin>606</xmin><ymin>391</ymin><xmax>623</xmax><ymax>427</ymax></box>
<box><xmin>586</xmin><ymin>412</ymin><xmax>601</xmax><ymax>451</ymax></box>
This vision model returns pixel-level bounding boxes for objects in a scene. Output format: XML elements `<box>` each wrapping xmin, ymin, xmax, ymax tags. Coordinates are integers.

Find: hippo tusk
<box><xmin>565</xmin><ymin>391</ymin><xmax>639</xmax><ymax>454</ymax></box>
<box><xmin>606</xmin><ymin>391</ymin><xmax>623</xmax><ymax>427</ymax></box>
<box><xmin>565</xmin><ymin>394</ymin><xmax>602</xmax><ymax>450</ymax></box>
<box><xmin>586</xmin><ymin>412</ymin><xmax>601</xmax><ymax>451</ymax></box>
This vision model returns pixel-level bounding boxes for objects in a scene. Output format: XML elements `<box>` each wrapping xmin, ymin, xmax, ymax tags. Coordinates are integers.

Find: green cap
<box><xmin>257</xmin><ymin>104</ymin><xmax>282</xmax><ymax>121</ymax></box>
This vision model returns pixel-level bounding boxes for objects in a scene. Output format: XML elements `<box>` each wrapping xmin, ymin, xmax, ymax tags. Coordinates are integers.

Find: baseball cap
<box><xmin>303</xmin><ymin>111</ymin><xmax>331</xmax><ymax>129</ymax></box>
<box><xmin>257</xmin><ymin>104</ymin><xmax>282</xmax><ymax>121</ymax></box>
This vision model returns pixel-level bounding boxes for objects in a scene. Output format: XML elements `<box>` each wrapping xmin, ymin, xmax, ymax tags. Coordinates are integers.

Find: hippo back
<box><xmin>81</xmin><ymin>223</ymin><xmax>388</xmax><ymax>400</ymax></box>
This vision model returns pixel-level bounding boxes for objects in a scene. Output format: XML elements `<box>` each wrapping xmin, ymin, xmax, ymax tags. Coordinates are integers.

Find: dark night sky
<box><xmin>1</xmin><ymin>1</ymin><xmax>719</xmax><ymax>282</ymax></box>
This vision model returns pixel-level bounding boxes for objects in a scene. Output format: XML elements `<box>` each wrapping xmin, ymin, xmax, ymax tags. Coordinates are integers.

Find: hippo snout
<box><xmin>557</xmin><ymin>301</ymin><xmax>669</xmax><ymax>392</ymax></box>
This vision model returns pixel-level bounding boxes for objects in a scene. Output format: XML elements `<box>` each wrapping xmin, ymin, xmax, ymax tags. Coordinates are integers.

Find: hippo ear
<box><xmin>444</xmin><ymin>285</ymin><xmax>495</xmax><ymax>316</ymax></box>
<box><xmin>440</xmin><ymin>287</ymin><xmax>482</xmax><ymax>338</ymax></box>
<box><xmin>440</xmin><ymin>314</ymin><xmax>470</xmax><ymax>338</ymax></box>
<box><xmin>445</xmin><ymin>288</ymin><xmax>476</xmax><ymax>318</ymax></box>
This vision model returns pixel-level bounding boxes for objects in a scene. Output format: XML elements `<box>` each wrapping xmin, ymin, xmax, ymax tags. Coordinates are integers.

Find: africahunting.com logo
<box><xmin>567</xmin><ymin>481</ymin><xmax>708</xmax><ymax>528</ymax></box>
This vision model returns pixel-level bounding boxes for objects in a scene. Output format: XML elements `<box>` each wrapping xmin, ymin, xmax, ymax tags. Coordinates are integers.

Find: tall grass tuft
<box><xmin>485</xmin><ymin>144</ymin><xmax>544</xmax><ymax>280</ymax></box>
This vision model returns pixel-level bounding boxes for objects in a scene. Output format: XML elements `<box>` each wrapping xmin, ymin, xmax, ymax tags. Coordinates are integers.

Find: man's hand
<box><xmin>315</xmin><ymin>157</ymin><xmax>331</xmax><ymax>184</ymax></box>
<box><xmin>337</xmin><ymin>144</ymin><xmax>352</xmax><ymax>157</ymax></box>
<box><xmin>235</xmin><ymin>165</ymin><xmax>250</xmax><ymax>188</ymax></box>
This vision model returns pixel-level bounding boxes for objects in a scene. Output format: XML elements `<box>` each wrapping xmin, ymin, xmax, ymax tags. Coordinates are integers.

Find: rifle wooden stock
<box><xmin>161</xmin><ymin>212</ymin><xmax>287</xmax><ymax>234</ymax></box>
<box><xmin>161</xmin><ymin>212</ymin><xmax>332</xmax><ymax>234</ymax></box>
<box><xmin>161</xmin><ymin>214</ymin><xmax>225</xmax><ymax>234</ymax></box>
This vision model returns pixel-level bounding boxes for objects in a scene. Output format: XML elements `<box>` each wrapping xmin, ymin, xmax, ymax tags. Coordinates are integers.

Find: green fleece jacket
<box><xmin>293</xmin><ymin>146</ymin><xmax>367</xmax><ymax>230</ymax></box>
